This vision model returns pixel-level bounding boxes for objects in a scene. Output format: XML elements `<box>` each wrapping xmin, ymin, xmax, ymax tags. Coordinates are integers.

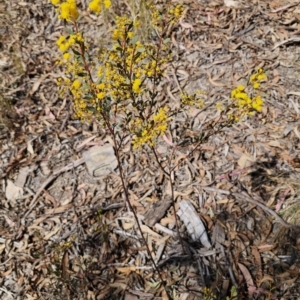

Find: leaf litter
<box><xmin>1</xmin><ymin>0</ymin><xmax>300</xmax><ymax>299</ymax></box>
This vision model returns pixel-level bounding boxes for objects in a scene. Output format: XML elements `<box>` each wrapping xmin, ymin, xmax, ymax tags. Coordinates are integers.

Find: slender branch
<box><xmin>74</xmin><ymin>21</ymin><xmax>95</xmax><ymax>85</ymax></box>
<box><xmin>151</xmin><ymin>145</ymin><xmax>169</xmax><ymax>176</ymax></box>
<box><xmin>106</xmin><ymin>123</ymin><xmax>169</xmax><ymax>296</ymax></box>
<box><xmin>151</xmin><ymin>146</ymin><xmax>186</xmax><ymax>254</ymax></box>
<box><xmin>167</xmin><ymin>171</ymin><xmax>188</xmax><ymax>254</ymax></box>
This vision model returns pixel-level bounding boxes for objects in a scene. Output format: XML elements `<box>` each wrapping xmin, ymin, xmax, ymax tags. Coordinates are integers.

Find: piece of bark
<box><xmin>144</xmin><ymin>197</ymin><xmax>173</xmax><ymax>227</ymax></box>
<box><xmin>177</xmin><ymin>200</ymin><xmax>212</xmax><ymax>248</ymax></box>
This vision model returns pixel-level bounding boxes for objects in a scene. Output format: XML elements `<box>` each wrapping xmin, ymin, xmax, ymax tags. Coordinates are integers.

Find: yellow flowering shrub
<box><xmin>52</xmin><ymin>0</ymin><xmax>265</xmax><ymax>150</ymax></box>
<box><xmin>52</xmin><ymin>0</ymin><xmax>184</xmax><ymax>149</ymax></box>
<box><xmin>50</xmin><ymin>2</ymin><xmax>266</xmax><ymax>295</ymax></box>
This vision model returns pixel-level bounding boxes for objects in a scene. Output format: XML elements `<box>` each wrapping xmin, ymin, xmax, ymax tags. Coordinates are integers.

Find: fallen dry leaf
<box><xmin>5</xmin><ymin>179</ymin><xmax>23</xmax><ymax>202</ymax></box>
<box><xmin>238</xmin><ymin>263</ymin><xmax>255</xmax><ymax>298</ymax></box>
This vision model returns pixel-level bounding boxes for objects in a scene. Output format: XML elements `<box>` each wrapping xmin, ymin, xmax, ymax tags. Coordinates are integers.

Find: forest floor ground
<box><xmin>1</xmin><ymin>0</ymin><xmax>300</xmax><ymax>299</ymax></box>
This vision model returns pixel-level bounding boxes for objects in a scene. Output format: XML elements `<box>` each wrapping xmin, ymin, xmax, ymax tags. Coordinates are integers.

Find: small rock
<box><xmin>83</xmin><ymin>144</ymin><xmax>118</xmax><ymax>177</ymax></box>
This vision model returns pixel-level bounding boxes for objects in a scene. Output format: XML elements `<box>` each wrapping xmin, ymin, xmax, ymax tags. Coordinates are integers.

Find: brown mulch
<box><xmin>1</xmin><ymin>0</ymin><xmax>300</xmax><ymax>299</ymax></box>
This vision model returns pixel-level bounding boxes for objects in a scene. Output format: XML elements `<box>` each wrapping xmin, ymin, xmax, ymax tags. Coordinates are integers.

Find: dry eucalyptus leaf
<box><xmin>61</xmin><ymin>251</ymin><xmax>69</xmax><ymax>280</ymax></box>
<box><xmin>224</xmin><ymin>0</ymin><xmax>240</xmax><ymax>7</ymax></box>
<box><xmin>14</xmin><ymin>166</ymin><xmax>30</xmax><ymax>188</ymax></box>
<box><xmin>27</xmin><ymin>140</ymin><xmax>34</xmax><ymax>155</ymax></box>
<box><xmin>237</xmin><ymin>153</ymin><xmax>255</xmax><ymax>168</ymax></box>
<box><xmin>5</xmin><ymin>179</ymin><xmax>23</xmax><ymax>202</ymax></box>
<box><xmin>124</xmin><ymin>292</ymin><xmax>139</xmax><ymax>300</ymax></box>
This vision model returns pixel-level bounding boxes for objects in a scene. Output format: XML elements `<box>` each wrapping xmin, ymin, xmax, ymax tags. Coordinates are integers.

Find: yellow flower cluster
<box><xmin>70</xmin><ymin>79</ymin><xmax>91</xmax><ymax>120</ymax></box>
<box><xmin>51</xmin><ymin>0</ymin><xmax>79</xmax><ymax>22</ymax></box>
<box><xmin>228</xmin><ymin>69</ymin><xmax>266</xmax><ymax>119</ymax></box>
<box><xmin>57</xmin><ymin>57</ymin><xmax>94</xmax><ymax>121</ymax></box>
<box><xmin>231</xmin><ymin>84</ymin><xmax>263</xmax><ymax>114</ymax></box>
<box><xmin>56</xmin><ymin>33</ymin><xmax>84</xmax><ymax>53</ymax></box>
<box><xmin>180</xmin><ymin>90</ymin><xmax>205</xmax><ymax>109</ymax></box>
<box><xmin>132</xmin><ymin>78</ymin><xmax>142</xmax><ymax>94</ymax></box>
<box><xmin>149</xmin><ymin>3</ymin><xmax>184</xmax><ymax>28</ymax></box>
<box><xmin>169</xmin><ymin>4</ymin><xmax>184</xmax><ymax>23</ymax></box>
<box><xmin>252</xmin><ymin>95</ymin><xmax>264</xmax><ymax>111</ymax></box>
<box><xmin>53</xmin><ymin>236</ymin><xmax>77</xmax><ymax>261</ymax></box>
<box><xmin>250</xmin><ymin>68</ymin><xmax>267</xmax><ymax>89</ymax></box>
<box><xmin>202</xmin><ymin>287</ymin><xmax>216</xmax><ymax>300</ymax></box>
<box><xmin>112</xmin><ymin>15</ymin><xmax>137</xmax><ymax>41</ymax></box>
<box><xmin>150</xmin><ymin>8</ymin><xmax>160</xmax><ymax>28</ymax></box>
<box><xmin>223</xmin><ymin>69</ymin><xmax>267</xmax><ymax>121</ymax></box>
<box><xmin>131</xmin><ymin>107</ymin><xmax>169</xmax><ymax>149</ymax></box>
<box><xmin>89</xmin><ymin>0</ymin><xmax>111</xmax><ymax>14</ymax></box>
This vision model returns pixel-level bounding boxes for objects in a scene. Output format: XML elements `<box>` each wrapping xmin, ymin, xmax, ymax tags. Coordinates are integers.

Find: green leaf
<box><xmin>131</xmin><ymin>35</ymin><xmax>138</xmax><ymax>45</ymax></box>
<box><xmin>86</xmin><ymin>106</ymin><xmax>97</xmax><ymax>113</ymax></box>
<box><xmin>116</xmin><ymin>62</ymin><xmax>123</xmax><ymax>69</ymax></box>
<box><xmin>147</xmin><ymin>281</ymin><xmax>161</xmax><ymax>289</ymax></box>
<box><xmin>125</xmin><ymin>112</ymin><xmax>132</xmax><ymax>124</ymax></box>
<box><xmin>149</xmin><ymin>91</ymin><xmax>158</xmax><ymax>99</ymax></box>
<box><xmin>137</xmin><ymin>47</ymin><xmax>145</xmax><ymax>53</ymax></box>
<box><xmin>163</xmin><ymin>38</ymin><xmax>170</xmax><ymax>44</ymax></box>
<box><xmin>230</xmin><ymin>286</ymin><xmax>238</xmax><ymax>298</ymax></box>
<box><xmin>85</xmin><ymin>51</ymin><xmax>90</xmax><ymax>62</ymax></box>
<box><xmin>72</xmin><ymin>49</ymin><xmax>81</xmax><ymax>56</ymax></box>
<box><xmin>64</xmin><ymin>27</ymin><xmax>74</xmax><ymax>35</ymax></box>
<box><xmin>127</xmin><ymin>22</ymin><xmax>134</xmax><ymax>32</ymax></box>
<box><xmin>133</xmin><ymin>52</ymin><xmax>142</xmax><ymax>61</ymax></box>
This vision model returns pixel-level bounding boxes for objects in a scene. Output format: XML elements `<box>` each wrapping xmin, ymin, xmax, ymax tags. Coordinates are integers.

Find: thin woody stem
<box><xmin>151</xmin><ymin>146</ymin><xmax>186</xmax><ymax>255</ymax></box>
<box><xmin>151</xmin><ymin>145</ymin><xmax>169</xmax><ymax>176</ymax></box>
<box><xmin>104</xmin><ymin>121</ymin><xmax>169</xmax><ymax>296</ymax></box>
<box><xmin>73</xmin><ymin>22</ymin><xmax>94</xmax><ymax>85</ymax></box>
<box><xmin>168</xmin><ymin>171</ymin><xmax>188</xmax><ymax>255</ymax></box>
